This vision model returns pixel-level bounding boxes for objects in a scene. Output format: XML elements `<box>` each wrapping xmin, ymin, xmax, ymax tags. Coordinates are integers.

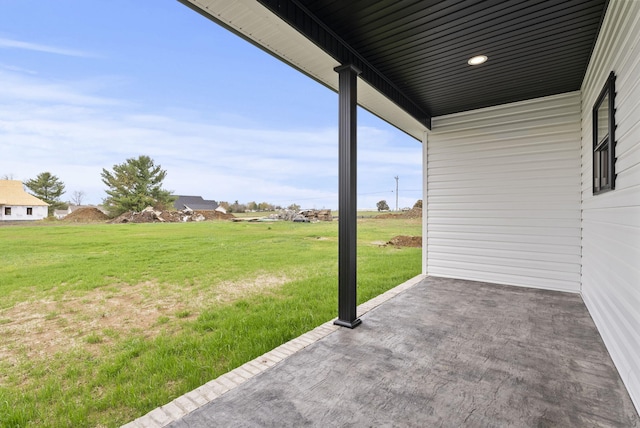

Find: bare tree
<box><xmin>71</xmin><ymin>190</ymin><xmax>86</xmax><ymax>206</ymax></box>
<box><xmin>1</xmin><ymin>173</ymin><xmax>15</xmax><ymax>180</ymax></box>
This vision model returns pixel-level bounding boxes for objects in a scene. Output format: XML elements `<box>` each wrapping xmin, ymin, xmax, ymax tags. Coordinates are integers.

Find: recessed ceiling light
<box><xmin>468</xmin><ymin>55</ymin><xmax>488</xmax><ymax>65</ymax></box>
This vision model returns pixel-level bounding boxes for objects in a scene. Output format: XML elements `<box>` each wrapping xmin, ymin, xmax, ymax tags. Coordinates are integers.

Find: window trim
<box><xmin>592</xmin><ymin>71</ymin><xmax>616</xmax><ymax>195</ymax></box>
<box><xmin>4</xmin><ymin>207</ymin><xmax>11</xmax><ymax>216</ymax></box>
<box><xmin>27</xmin><ymin>207</ymin><xmax>33</xmax><ymax>215</ymax></box>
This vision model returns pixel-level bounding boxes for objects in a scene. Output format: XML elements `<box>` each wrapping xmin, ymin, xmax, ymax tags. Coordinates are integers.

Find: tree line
<box><xmin>4</xmin><ymin>155</ymin><xmax>300</xmax><ymax>218</ymax></box>
<box><xmin>219</xmin><ymin>201</ymin><xmax>300</xmax><ymax>213</ymax></box>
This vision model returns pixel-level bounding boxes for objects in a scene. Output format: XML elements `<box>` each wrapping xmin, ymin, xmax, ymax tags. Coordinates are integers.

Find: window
<box><xmin>593</xmin><ymin>72</ymin><xmax>616</xmax><ymax>194</ymax></box>
<box><xmin>4</xmin><ymin>207</ymin><xmax>11</xmax><ymax>216</ymax></box>
<box><xmin>27</xmin><ymin>207</ymin><xmax>33</xmax><ymax>215</ymax></box>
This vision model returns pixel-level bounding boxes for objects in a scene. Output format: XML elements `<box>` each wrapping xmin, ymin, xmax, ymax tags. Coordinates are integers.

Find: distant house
<box><xmin>54</xmin><ymin>207</ymin><xmax>72</xmax><ymax>219</ymax></box>
<box><xmin>54</xmin><ymin>205</ymin><xmax>108</xmax><ymax>220</ymax></box>
<box><xmin>0</xmin><ymin>180</ymin><xmax>49</xmax><ymax>221</ymax></box>
<box><xmin>173</xmin><ymin>195</ymin><xmax>219</xmax><ymax>211</ymax></box>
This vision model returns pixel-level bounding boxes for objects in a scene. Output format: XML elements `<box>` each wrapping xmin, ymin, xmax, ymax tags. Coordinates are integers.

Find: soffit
<box><xmin>180</xmin><ymin>0</ymin><xmax>607</xmax><ymax>139</ymax></box>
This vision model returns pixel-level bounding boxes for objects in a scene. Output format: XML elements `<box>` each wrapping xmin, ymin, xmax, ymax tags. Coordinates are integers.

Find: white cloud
<box><xmin>0</xmin><ymin>70</ymin><xmax>122</xmax><ymax>106</ymax></box>
<box><xmin>0</xmin><ymin>63</ymin><xmax>38</xmax><ymax>75</ymax></box>
<box><xmin>0</xmin><ymin>37</ymin><xmax>95</xmax><ymax>58</ymax></box>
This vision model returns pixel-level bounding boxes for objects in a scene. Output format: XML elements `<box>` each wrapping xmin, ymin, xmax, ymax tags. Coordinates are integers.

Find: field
<box><xmin>0</xmin><ymin>218</ymin><xmax>421</xmax><ymax>427</ymax></box>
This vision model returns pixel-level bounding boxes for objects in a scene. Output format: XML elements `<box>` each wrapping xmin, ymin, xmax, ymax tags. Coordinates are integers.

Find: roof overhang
<box><xmin>179</xmin><ymin>0</ymin><xmax>608</xmax><ymax>140</ymax></box>
<box><xmin>178</xmin><ymin>0</ymin><xmax>429</xmax><ymax>139</ymax></box>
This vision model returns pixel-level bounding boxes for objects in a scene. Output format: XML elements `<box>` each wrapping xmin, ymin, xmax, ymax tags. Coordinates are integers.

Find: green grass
<box><xmin>0</xmin><ymin>218</ymin><xmax>421</xmax><ymax>427</ymax></box>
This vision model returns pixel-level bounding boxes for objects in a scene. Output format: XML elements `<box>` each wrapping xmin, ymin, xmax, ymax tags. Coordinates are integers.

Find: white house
<box><xmin>54</xmin><ymin>207</ymin><xmax>72</xmax><ymax>219</ymax></box>
<box><xmin>180</xmin><ymin>0</ymin><xmax>640</xmax><ymax>413</ymax></box>
<box><xmin>0</xmin><ymin>180</ymin><xmax>49</xmax><ymax>221</ymax></box>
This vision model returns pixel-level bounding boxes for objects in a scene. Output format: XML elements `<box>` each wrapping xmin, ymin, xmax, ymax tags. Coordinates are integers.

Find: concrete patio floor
<box><xmin>129</xmin><ymin>276</ymin><xmax>639</xmax><ymax>427</ymax></box>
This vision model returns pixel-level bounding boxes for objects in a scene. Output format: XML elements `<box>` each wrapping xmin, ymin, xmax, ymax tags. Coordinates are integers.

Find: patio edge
<box><xmin>122</xmin><ymin>274</ymin><xmax>426</xmax><ymax>428</ymax></box>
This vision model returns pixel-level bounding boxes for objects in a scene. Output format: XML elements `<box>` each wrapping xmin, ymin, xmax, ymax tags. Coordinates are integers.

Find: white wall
<box><xmin>427</xmin><ymin>92</ymin><xmax>582</xmax><ymax>292</ymax></box>
<box><xmin>580</xmin><ymin>0</ymin><xmax>640</xmax><ymax>411</ymax></box>
<box><xmin>0</xmin><ymin>205</ymin><xmax>48</xmax><ymax>221</ymax></box>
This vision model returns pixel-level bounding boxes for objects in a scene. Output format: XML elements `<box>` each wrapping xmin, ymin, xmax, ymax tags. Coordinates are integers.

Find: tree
<box><xmin>101</xmin><ymin>155</ymin><xmax>174</xmax><ymax>217</ymax></box>
<box><xmin>228</xmin><ymin>200</ymin><xmax>246</xmax><ymax>213</ymax></box>
<box><xmin>258</xmin><ymin>202</ymin><xmax>273</xmax><ymax>211</ymax></box>
<box><xmin>287</xmin><ymin>203</ymin><xmax>300</xmax><ymax>211</ymax></box>
<box><xmin>71</xmin><ymin>190</ymin><xmax>85</xmax><ymax>206</ymax></box>
<box><xmin>377</xmin><ymin>200</ymin><xmax>390</xmax><ymax>212</ymax></box>
<box><xmin>25</xmin><ymin>172</ymin><xmax>66</xmax><ymax>216</ymax></box>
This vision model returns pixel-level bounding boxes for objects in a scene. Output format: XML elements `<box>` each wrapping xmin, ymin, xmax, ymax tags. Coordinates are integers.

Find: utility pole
<box><xmin>394</xmin><ymin>175</ymin><xmax>399</xmax><ymax>211</ymax></box>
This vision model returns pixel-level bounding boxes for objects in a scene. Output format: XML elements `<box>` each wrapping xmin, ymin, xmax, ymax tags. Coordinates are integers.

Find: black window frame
<box><xmin>4</xmin><ymin>207</ymin><xmax>11</xmax><ymax>216</ymax></box>
<box><xmin>27</xmin><ymin>207</ymin><xmax>33</xmax><ymax>215</ymax></box>
<box><xmin>593</xmin><ymin>71</ymin><xmax>616</xmax><ymax>195</ymax></box>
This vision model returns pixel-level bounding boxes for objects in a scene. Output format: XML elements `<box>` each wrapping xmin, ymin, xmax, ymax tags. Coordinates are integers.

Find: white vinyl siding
<box><xmin>0</xmin><ymin>205</ymin><xmax>47</xmax><ymax>221</ymax></box>
<box><xmin>427</xmin><ymin>92</ymin><xmax>582</xmax><ymax>292</ymax></box>
<box><xmin>580</xmin><ymin>0</ymin><xmax>640</xmax><ymax>411</ymax></box>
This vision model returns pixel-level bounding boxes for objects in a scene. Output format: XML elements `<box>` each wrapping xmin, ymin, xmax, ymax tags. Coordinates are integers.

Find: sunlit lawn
<box><xmin>0</xmin><ymin>218</ymin><xmax>421</xmax><ymax>427</ymax></box>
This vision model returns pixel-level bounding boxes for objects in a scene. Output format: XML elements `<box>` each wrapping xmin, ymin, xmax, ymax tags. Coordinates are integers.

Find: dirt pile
<box><xmin>300</xmin><ymin>209</ymin><xmax>333</xmax><ymax>221</ymax></box>
<box><xmin>377</xmin><ymin>207</ymin><xmax>422</xmax><ymax>219</ymax></box>
<box><xmin>109</xmin><ymin>207</ymin><xmax>234</xmax><ymax>223</ymax></box>
<box><xmin>376</xmin><ymin>200</ymin><xmax>422</xmax><ymax>219</ymax></box>
<box><xmin>402</xmin><ymin>207</ymin><xmax>422</xmax><ymax>219</ymax></box>
<box><xmin>62</xmin><ymin>207</ymin><xmax>109</xmax><ymax>223</ymax></box>
<box><xmin>387</xmin><ymin>235</ymin><xmax>422</xmax><ymax>247</ymax></box>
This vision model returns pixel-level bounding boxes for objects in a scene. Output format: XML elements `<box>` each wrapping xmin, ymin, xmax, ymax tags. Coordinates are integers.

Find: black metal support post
<box><xmin>334</xmin><ymin>64</ymin><xmax>362</xmax><ymax>329</ymax></box>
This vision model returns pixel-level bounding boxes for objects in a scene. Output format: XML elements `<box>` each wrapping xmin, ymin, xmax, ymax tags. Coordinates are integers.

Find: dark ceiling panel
<box><xmin>259</xmin><ymin>0</ymin><xmax>607</xmax><ymax>118</ymax></box>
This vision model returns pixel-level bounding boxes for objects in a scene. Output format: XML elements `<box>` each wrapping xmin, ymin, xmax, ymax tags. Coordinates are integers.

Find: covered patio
<box><xmin>128</xmin><ymin>276</ymin><xmax>638</xmax><ymax>426</ymax></box>
<box><xmin>124</xmin><ymin>0</ymin><xmax>640</xmax><ymax>424</ymax></box>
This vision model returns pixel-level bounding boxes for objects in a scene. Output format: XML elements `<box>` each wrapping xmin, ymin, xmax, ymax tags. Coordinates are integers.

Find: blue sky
<box><xmin>0</xmin><ymin>0</ymin><xmax>422</xmax><ymax>210</ymax></box>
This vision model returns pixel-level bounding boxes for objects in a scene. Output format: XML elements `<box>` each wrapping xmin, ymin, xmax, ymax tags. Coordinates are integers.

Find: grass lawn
<box><xmin>0</xmin><ymin>218</ymin><xmax>421</xmax><ymax>427</ymax></box>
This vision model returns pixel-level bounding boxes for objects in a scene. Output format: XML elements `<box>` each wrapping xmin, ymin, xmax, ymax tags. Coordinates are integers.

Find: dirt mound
<box><xmin>387</xmin><ymin>235</ymin><xmax>422</xmax><ymax>247</ymax></box>
<box><xmin>62</xmin><ymin>207</ymin><xmax>109</xmax><ymax>223</ymax></box>
<box><xmin>377</xmin><ymin>207</ymin><xmax>422</xmax><ymax>219</ymax></box>
<box><xmin>109</xmin><ymin>207</ymin><xmax>234</xmax><ymax>223</ymax></box>
<box><xmin>375</xmin><ymin>200</ymin><xmax>422</xmax><ymax>219</ymax></box>
<box><xmin>110</xmin><ymin>207</ymin><xmax>189</xmax><ymax>223</ymax></box>
<box><xmin>402</xmin><ymin>207</ymin><xmax>422</xmax><ymax>219</ymax></box>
